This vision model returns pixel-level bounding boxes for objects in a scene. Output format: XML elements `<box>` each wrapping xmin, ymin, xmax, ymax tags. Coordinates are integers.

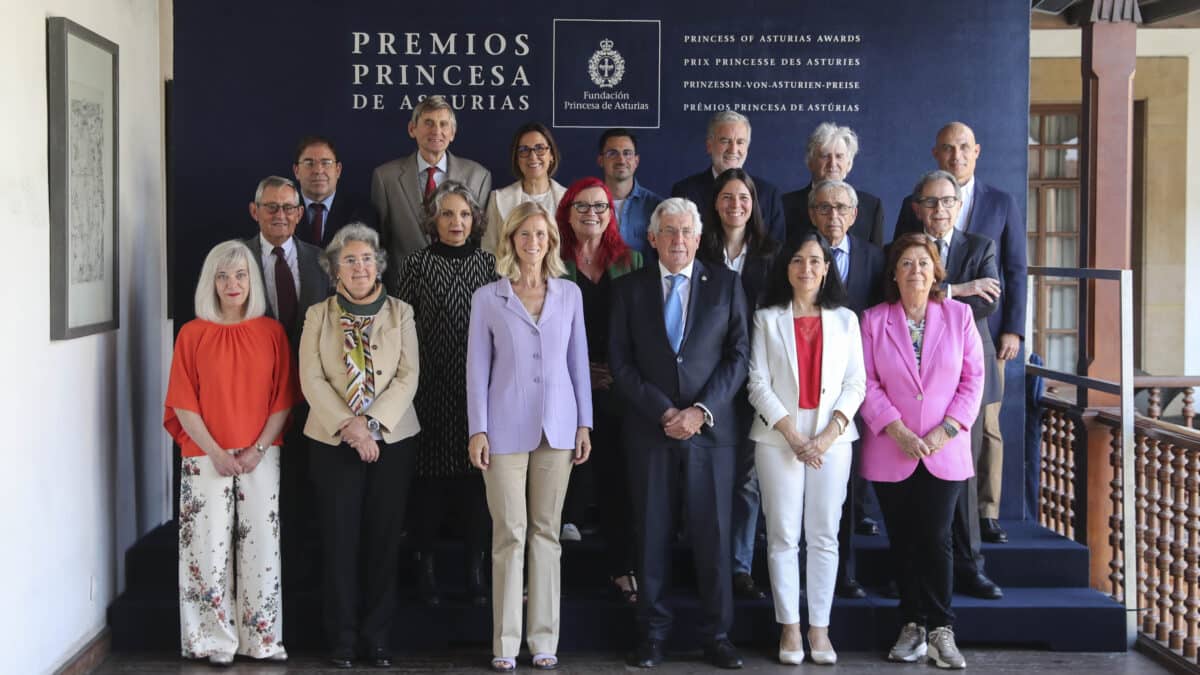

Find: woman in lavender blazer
<box><xmin>466</xmin><ymin>200</ymin><xmax>592</xmax><ymax>673</ymax></box>
<box><xmin>858</xmin><ymin>232</ymin><xmax>984</xmax><ymax>669</ymax></box>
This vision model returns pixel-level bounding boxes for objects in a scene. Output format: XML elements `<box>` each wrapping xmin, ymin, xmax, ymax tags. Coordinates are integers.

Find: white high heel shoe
<box><xmin>778</xmin><ymin>646</ymin><xmax>805</xmax><ymax>664</ymax></box>
<box><xmin>810</xmin><ymin>646</ymin><xmax>838</xmax><ymax>665</ymax></box>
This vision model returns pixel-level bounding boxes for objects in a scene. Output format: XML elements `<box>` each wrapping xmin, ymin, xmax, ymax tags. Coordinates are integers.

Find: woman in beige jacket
<box><xmin>299</xmin><ymin>223</ymin><xmax>420</xmax><ymax>669</ymax></box>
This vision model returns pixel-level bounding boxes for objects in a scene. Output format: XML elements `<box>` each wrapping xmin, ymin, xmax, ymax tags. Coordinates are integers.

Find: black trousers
<box><xmin>279</xmin><ymin>402</ymin><xmax>318</xmax><ymax>589</ymax></box>
<box><xmin>874</xmin><ymin>462</ymin><xmax>963</xmax><ymax>628</ymax></box>
<box><xmin>590</xmin><ymin>392</ymin><xmax>637</xmax><ymax>578</ymax></box>
<box><xmin>630</xmin><ymin>441</ymin><xmax>734</xmax><ymax>641</ymax></box>
<box><xmin>311</xmin><ymin>436</ymin><xmax>416</xmax><ymax>655</ymax></box>
<box><xmin>411</xmin><ymin>473</ymin><xmax>490</xmax><ymax>559</ymax></box>
<box><xmin>951</xmin><ymin>419</ymin><xmax>986</xmax><ymax>577</ymax></box>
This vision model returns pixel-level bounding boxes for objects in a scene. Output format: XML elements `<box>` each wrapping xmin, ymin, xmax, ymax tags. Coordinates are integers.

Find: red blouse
<box><xmin>794</xmin><ymin>316</ymin><xmax>823</xmax><ymax>409</ymax></box>
<box><xmin>164</xmin><ymin>316</ymin><xmax>299</xmax><ymax>457</ymax></box>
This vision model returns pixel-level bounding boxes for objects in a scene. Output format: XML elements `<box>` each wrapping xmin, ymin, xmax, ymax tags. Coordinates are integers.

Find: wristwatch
<box><xmin>254</xmin><ymin>442</ymin><xmax>268</xmax><ymax>454</ymax></box>
<box><xmin>365</xmin><ymin>416</ymin><xmax>381</xmax><ymax>433</ymax></box>
<box><xmin>940</xmin><ymin>420</ymin><xmax>959</xmax><ymax>438</ymax></box>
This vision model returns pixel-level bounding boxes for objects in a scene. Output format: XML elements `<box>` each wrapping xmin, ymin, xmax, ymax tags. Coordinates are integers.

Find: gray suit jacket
<box><xmin>370</xmin><ymin>150</ymin><xmax>492</xmax><ymax>287</ymax></box>
<box><xmin>244</xmin><ymin>235</ymin><xmax>330</xmax><ymax>351</ymax></box>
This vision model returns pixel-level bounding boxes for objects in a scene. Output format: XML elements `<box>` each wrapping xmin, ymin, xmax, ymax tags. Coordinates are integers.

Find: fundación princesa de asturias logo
<box><xmin>588</xmin><ymin>38</ymin><xmax>625</xmax><ymax>88</ymax></box>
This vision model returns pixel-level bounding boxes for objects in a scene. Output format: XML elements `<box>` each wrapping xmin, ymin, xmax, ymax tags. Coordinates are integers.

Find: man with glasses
<box><xmin>597</xmin><ymin>128</ymin><xmax>662</xmax><ymax>258</ymax></box>
<box><xmin>610</xmin><ymin>198</ymin><xmax>749</xmax><ymax>670</ymax></box>
<box><xmin>894</xmin><ymin>121</ymin><xmax>1028</xmax><ymax>551</ymax></box>
<box><xmin>670</xmin><ymin>110</ymin><xmax>786</xmax><ymax>243</ymax></box>
<box><xmin>293</xmin><ymin>135</ymin><xmax>377</xmax><ymax>249</ymax></box>
<box><xmin>784</xmin><ymin>122</ymin><xmax>885</xmax><ymax>246</ymax></box>
<box><xmin>907</xmin><ymin>169</ymin><xmax>1005</xmax><ymax>602</ymax></box>
<box><xmin>807</xmin><ymin>178</ymin><xmax>884</xmax><ymax>599</ymax></box>
<box><xmin>371</xmin><ymin>95</ymin><xmax>492</xmax><ymax>285</ymax></box>
<box><xmin>244</xmin><ymin>175</ymin><xmax>332</xmax><ymax>596</ymax></box>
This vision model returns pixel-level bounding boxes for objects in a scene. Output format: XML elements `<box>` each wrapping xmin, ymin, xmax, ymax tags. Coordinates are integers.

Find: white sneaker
<box><xmin>928</xmin><ymin>626</ymin><xmax>966</xmax><ymax>669</ymax></box>
<box><xmin>888</xmin><ymin>622</ymin><xmax>927</xmax><ymax>662</ymax></box>
<box><xmin>561</xmin><ymin>523</ymin><xmax>581</xmax><ymax>541</ymax></box>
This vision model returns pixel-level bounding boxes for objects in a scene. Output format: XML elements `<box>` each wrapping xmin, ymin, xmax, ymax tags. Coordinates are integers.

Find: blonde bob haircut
<box><xmin>494</xmin><ymin>201</ymin><xmax>566</xmax><ymax>283</ymax></box>
<box><xmin>194</xmin><ymin>240</ymin><xmax>267</xmax><ymax>323</ymax></box>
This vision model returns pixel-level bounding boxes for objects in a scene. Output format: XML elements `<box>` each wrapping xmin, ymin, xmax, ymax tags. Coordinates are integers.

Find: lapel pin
<box><xmin>701</xmin><ymin>275</ymin><xmax>707</xmax><ymax>282</ymax></box>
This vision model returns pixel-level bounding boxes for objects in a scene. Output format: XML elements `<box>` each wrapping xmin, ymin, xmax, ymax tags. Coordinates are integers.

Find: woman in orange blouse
<box><xmin>164</xmin><ymin>240</ymin><xmax>298</xmax><ymax>666</ymax></box>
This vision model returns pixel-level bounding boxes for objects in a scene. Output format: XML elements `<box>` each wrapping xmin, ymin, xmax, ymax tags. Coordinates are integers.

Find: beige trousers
<box><xmin>178</xmin><ymin>448</ymin><xmax>286</xmax><ymax>660</ymax></box>
<box><xmin>483</xmin><ymin>439</ymin><xmax>574</xmax><ymax>658</ymax></box>
<box><xmin>977</xmin><ymin>359</ymin><xmax>1006</xmax><ymax>519</ymax></box>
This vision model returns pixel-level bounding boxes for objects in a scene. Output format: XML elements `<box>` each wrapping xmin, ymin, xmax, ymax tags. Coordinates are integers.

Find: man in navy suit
<box><xmin>910</xmin><ymin>169</ymin><xmax>1004</xmax><ymax>601</ymax></box>
<box><xmin>292</xmin><ymin>135</ymin><xmax>377</xmax><ymax>249</ymax></box>
<box><xmin>783</xmin><ymin>123</ymin><xmax>886</xmax><ymax>246</ymax></box>
<box><xmin>670</xmin><ymin>110</ymin><xmax>786</xmax><ymax>243</ymax></box>
<box><xmin>807</xmin><ymin>179</ymin><xmax>883</xmax><ymax>599</ymax></box>
<box><xmin>894</xmin><ymin>122</ymin><xmax>1027</xmax><ymax>546</ymax></box>
<box><xmin>610</xmin><ymin>198</ymin><xmax>749</xmax><ymax>670</ymax></box>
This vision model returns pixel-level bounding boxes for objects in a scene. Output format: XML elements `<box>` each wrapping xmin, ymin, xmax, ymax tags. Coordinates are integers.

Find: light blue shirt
<box><xmin>831</xmin><ymin>235</ymin><xmax>851</xmax><ymax>283</ymax></box>
<box><xmin>303</xmin><ymin>192</ymin><xmax>336</xmax><ymax>235</ymax></box>
<box><xmin>615</xmin><ymin>179</ymin><xmax>664</xmax><ymax>259</ymax></box>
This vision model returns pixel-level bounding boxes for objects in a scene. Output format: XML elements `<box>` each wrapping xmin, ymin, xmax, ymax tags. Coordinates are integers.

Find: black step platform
<box><xmin>108</xmin><ymin>519</ymin><xmax>1127</xmax><ymax>653</ymax></box>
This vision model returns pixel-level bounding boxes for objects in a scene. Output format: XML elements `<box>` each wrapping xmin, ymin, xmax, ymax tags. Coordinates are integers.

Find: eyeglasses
<box><xmin>257</xmin><ymin>202</ymin><xmax>302</xmax><ymax>215</ymax></box>
<box><xmin>340</xmin><ymin>254</ymin><xmax>377</xmax><ymax>268</ymax></box>
<box><xmin>516</xmin><ymin>144</ymin><xmax>551</xmax><ymax>158</ymax></box>
<box><xmin>603</xmin><ymin>149</ymin><xmax>636</xmax><ymax>160</ymax></box>
<box><xmin>658</xmin><ymin>227</ymin><xmax>697</xmax><ymax>239</ymax></box>
<box><xmin>916</xmin><ymin>196</ymin><xmax>960</xmax><ymax>209</ymax></box>
<box><xmin>298</xmin><ymin>158</ymin><xmax>337</xmax><ymax>169</ymax></box>
<box><xmin>571</xmin><ymin>201</ymin><xmax>610</xmax><ymax>214</ymax></box>
<box><xmin>812</xmin><ymin>203</ymin><xmax>854</xmax><ymax>215</ymax></box>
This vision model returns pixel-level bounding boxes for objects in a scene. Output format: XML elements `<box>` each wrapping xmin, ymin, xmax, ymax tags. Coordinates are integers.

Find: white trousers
<box><xmin>756</xmin><ymin>436</ymin><xmax>852</xmax><ymax>627</ymax></box>
<box><xmin>178</xmin><ymin>448</ymin><xmax>286</xmax><ymax>660</ymax></box>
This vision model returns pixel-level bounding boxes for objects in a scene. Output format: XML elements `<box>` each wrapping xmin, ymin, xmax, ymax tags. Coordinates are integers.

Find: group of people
<box><xmin>163</xmin><ymin>97</ymin><xmax>1027</xmax><ymax>672</ymax></box>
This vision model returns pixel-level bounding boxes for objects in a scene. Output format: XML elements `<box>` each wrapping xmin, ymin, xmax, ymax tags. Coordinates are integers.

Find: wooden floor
<box><xmin>94</xmin><ymin>648</ymin><xmax>1171</xmax><ymax>674</ymax></box>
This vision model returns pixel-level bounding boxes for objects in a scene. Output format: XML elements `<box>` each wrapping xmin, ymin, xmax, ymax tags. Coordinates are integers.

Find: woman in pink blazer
<box><xmin>859</xmin><ymin>232</ymin><xmax>984</xmax><ymax>668</ymax></box>
<box><xmin>466</xmin><ymin>201</ymin><xmax>592</xmax><ymax>672</ymax></box>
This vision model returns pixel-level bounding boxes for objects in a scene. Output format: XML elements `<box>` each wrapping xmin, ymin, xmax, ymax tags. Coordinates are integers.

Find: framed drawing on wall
<box><xmin>47</xmin><ymin>17</ymin><xmax>119</xmax><ymax>339</ymax></box>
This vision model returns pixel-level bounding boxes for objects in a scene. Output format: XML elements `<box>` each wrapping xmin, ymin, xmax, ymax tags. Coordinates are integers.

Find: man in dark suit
<box><xmin>894</xmin><ymin>122</ymin><xmax>1027</xmax><ymax>545</ymax></box>
<box><xmin>292</xmin><ymin>135</ymin><xmax>377</xmax><ymax>249</ymax></box>
<box><xmin>909</xmin><ymin>169</ymin><xmax>1004</xmax><ymax>601</ymax></box>
<box><xmin>807</xmin><ymin>179</ymin><xmax>884</xmax><ymax>599</ymax></box>
<box><xmin>670</xmin><ymin>110</ymin><xmax>786</xmax><ymax>243</ymax></box>
<box><xmin>783</xmin><ymin>123</ymin><xmax>886</xmax><ymax>246</ymax></box>
<box><xmin>610</xmin><ymin>198</ymin><xmax>749</xmax><ymax>670</ymax></box>
<box><xmin>371</xmin><ymin>95</ymin><xmax>492</xmax><ymax>289</ymax></box>
<box><xmin>244</xmin><ymin>175</ymin><xmax>332</xmax><ymax>591</ymax></box>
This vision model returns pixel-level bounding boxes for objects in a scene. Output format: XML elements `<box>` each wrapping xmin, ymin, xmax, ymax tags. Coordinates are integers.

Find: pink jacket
<box><xmin>859</xmin><ymin>299</ymin><xmax>984</xmax><ymax>482</ymax></box>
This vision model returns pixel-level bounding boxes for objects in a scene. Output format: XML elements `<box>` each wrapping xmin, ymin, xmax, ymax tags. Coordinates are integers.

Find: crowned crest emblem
<box><xmin>588</xmin><ymin>38</ymin><xmax>625</xmax><ymax>88</ymax></box>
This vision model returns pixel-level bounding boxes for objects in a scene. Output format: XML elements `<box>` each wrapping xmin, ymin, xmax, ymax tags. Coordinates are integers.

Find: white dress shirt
<box><xmin>955</xmin><ymin>176</ymin><xmax>976</xmax><ymax>232</ymax></box>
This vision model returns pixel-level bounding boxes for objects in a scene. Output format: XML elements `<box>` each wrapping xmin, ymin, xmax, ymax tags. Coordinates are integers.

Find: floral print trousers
<box><xmin>178</xmin><ymin>448</ymin><xmax>286</xmax><ymax>660</ymax></box>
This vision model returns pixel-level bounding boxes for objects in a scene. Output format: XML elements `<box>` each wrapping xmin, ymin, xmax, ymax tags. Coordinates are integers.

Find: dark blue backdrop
<box><xmin>172</xmin><ymin>0</ymin><xmax>1031</xmax><ymax>517</ymax></box>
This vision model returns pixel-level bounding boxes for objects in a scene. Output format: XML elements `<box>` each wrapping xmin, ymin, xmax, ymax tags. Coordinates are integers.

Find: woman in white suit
<box><xmin>746</xmin><ymin>231</ymin><xmax>866</xmax><ymax>666</ymax></box>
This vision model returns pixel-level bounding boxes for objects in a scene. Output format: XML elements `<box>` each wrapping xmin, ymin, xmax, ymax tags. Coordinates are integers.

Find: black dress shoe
<box><xmin>855</xmin><ymin>516</ymin><xmax>880</xmax><ymax>536</ymax></box>
<box><xmin>627</xmin><ymin>639</ymin><xmax>665</xmax><ymax>668</ymax></box>
<box><xmin>327</xmin><ymin>652</ymin><xmax>353</xmax><ymax>669</ymax></box>
<box><xmin>703</xmin><ymin>639</ymin><xmax>744</xmax><ymax>669</ymax></box>
<box><xmin>732</xmin><ymin>572</ymin><xmax>766</xmax><ymax>600</ymax></box>
<box><xmin>879</xmin><ymin>579</ymin><xmax>900</xmax><ymax>598</ymax></box>
<box><xmin>956</xmin><ymin>571</ymin><xmax>1004</xmax><ymax>599</ymax></box>
<box><xmin>835</xmin><ymin>577</ymin><xmax>867</xmax><ymax>599</ymax></box>
<box><xmin>980</xmin><ymin>518</ymin><xmax>1009</xmax><ymax>543</ymax></box>
<box><xmin>367</xmin><ymin>648</ymin><xmax>392</xmax><ymax>668</ymax></box>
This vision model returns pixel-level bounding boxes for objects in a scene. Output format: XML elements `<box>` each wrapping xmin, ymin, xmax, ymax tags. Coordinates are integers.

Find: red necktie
<box><xmin>309</xmin><ymin>203</ymin><xmax>326</xmax><ymax>245</ymax></box>
<box><xmin>424</xmin><ymin>166</ymin><xmax>437</xmax><ymax>198</ymax></box>
<box><xmin>272</xmin><ymin>246</ymin><xmax>298</xmax><ymax>329</ymax></box>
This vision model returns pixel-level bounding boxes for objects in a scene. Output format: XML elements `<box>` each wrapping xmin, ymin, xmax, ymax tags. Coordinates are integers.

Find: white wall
<box><xmin>0</xmin><ymin>1</ymin><xmax>171</xmax><ymax>672</ymax></box>
<box><xmin>1030</xmin><ymin>29</ymin><xmax>1200</xmax><ymax>375</ymax></box>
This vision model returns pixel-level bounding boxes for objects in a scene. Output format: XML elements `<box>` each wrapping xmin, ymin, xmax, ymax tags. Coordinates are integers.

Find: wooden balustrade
<box><xmin>1134</xmin><ymin>378</ymin><xmax>1199</xmax><ymax>429</ymax></box>
<box><xmin>1038</xmin><ymin>398</ymin><xmax>1084</xmax><ymax>540</ymax></box>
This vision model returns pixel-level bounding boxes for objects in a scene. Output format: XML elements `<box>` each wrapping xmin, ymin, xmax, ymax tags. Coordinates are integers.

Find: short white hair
<box><xmin>706</xmin><ymin>110</ymin><xmax>751</xmax><ymax>142</ymax></box>
<box><xmin>194</xmin><ymin>240</ymin><xmax>267</xmax><ymax>323</ymax></box>
<box><xmin>806</xmin><ymin>122</ymin><xmax>859</xmax><ymax>164</ymax></box>
<box><xmin>648</xmin><ymin>197</ymin><xmax>704</xmax><ymax>236</ymax></box>
<box><xmin>808</xmin><ymin>179</ymin><xmax>859</xmax><ymax>208</ymax></box>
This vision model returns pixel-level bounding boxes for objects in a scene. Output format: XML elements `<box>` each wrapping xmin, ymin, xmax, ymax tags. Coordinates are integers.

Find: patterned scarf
<box><xmin>340</xmin><ymin>309</ymin><xmax>376</xmax><ymax>414</ymax></box>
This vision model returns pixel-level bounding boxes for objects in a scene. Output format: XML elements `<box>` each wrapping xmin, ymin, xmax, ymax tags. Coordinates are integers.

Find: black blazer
<box><xmin>609</xmin><ymin>259</ymin><xmax>750</xmax><ymax>449</ymax></box>
<box><xmin>841</xmin><ymin>235</ymin><xmax>885</xmax><ymax>316</ymax></box>
<box><xmin>670</xmin><ymin>168</ymin><xmax>786</xmax><ymax>244</ymax></box>
<box><xmin>298</xmin><ymin>191</ymin><xmax>379</xmax><ymax>249</ymax></box>
<box><xmin>893</xmin><ymin>179</ymin><xmax>1027</xmax><ymax>345</ymax></box>
<box><xmin>782</xmin><ymin>183</ymin><xmax>885</xmax><ymax>247</ymax></box>
<box><xmin>244</xmin><ymin>235</ymin><xmax>331</xmax><ymax>350</ymax></box>
<box><xmin>890</xmin><ymin>230</ymin><xmax>1001</xmax><ymax>406</ymax></box>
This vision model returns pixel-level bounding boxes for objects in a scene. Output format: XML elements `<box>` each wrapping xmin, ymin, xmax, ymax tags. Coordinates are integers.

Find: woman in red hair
<box><xmin>554</xmin><ymin>177</ymin><xmax>644</xmax><ymax>604</ymax></box>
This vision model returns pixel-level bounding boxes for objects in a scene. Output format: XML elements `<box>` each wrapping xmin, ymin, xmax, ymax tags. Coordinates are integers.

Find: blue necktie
<box><xmin>664</xmin><ymin>274</ymin><xmax>685</xmax><ymax>353</ymax></box>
